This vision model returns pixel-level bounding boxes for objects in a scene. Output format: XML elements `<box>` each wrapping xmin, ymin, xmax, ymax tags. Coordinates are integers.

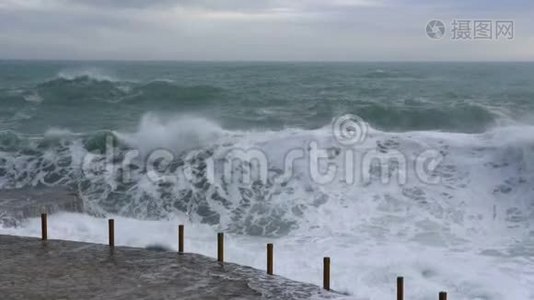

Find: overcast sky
<box><xmin>0</xmin><ymin>0</ymin><xmax>533</xmax><ymax>61</ymax></box>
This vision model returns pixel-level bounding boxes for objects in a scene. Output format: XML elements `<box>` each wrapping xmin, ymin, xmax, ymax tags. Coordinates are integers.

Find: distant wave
<box><xmin>4</xmin><ymin>75</ymin><xmax>226</xmax><ymax>106</ymax></box>
<box><xmin>360</xmin><ymin>69</ymin><xmax>414</xmax><ymax>79</ymax></box>
<box><xmin>56</xmin><ymin>68</ymin><xmax>118</xmax><ymax>82</ymax></box>
<box><xmin>0</xmin><ymin>64</ymin><xmax>531</xmax><ymax>135</ymax></box>
<box><xmin>351</xmin><ymin>102</ymin><xmax>498</xmax><ymax>132</ymax></box>
<box><xmin>0</xmin><ymin>75</ymin><xmax>505</xmax><ymax>133</ymax></box>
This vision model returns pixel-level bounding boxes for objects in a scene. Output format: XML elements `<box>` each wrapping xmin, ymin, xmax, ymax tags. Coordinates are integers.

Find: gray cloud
<box><xmin>64</xmin><ymin>0</ymin><xmax>180</xmax><ymax>9</ymax></box>
<box><xmin>64</xmin><ymin>0</ymin><xmax>285</xmax><ymax>11</ymax></box>
<box><xmin>0</xmin><ymin>0</ymin><xmax>532</xmax><ymax>61</ymax></box>
<box><xmin>64</xmin><ymin>0</ymin><xmax>384</xmax><ymax>13</ymax></box>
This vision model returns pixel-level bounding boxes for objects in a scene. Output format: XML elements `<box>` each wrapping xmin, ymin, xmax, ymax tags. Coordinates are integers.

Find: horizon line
<box><xmin>1</xmin><ymin>58</ymin><xmax>534</xmax><ymax>63</ymax></box>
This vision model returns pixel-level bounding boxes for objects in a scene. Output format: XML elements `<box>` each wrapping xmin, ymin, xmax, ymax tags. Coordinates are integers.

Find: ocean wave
<box><xmin>360</xmin><ymin>69</ymin><xmax>407</xmax><ymax>79</ymax></box>
<box><xmin>23</xmin><ymin>75</ymin><xmax>224</xmax><ymax>106</ymax></box>
<box><xmin>0</xmin><ymin>115</ymin><xmax>533</xmax><ymax>242</ymax></box>
<box><xmin>0</xmin><ymin>71</ymin><xmax>520</xmax><ymax>134</ymax></box>
<box><xmin>56</xmin><ymin>68</ymin><xmax>117</xmax><ymax>82</ymax></box>
<box><xmin>36</xmin><ymin>75</ymin><xmax>128</xmax><ymax>103</ymax></box>
<box><xmin>352</xmin><ymin>102</ymin><xmax>497</xmax><ymax>132</ymax></box>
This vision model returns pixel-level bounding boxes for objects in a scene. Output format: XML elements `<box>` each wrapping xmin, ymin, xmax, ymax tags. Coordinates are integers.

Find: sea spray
<box><xmin>1</xmin><ymin>61</ymin><xmax>534</xmax><ymax>299</ymax></box>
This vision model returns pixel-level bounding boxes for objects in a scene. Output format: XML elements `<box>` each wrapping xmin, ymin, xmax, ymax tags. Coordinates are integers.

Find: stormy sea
<box><xmin>0</xmin><ymin>60</ymin><xmax>533</xmax><ymax>299</ymax></box>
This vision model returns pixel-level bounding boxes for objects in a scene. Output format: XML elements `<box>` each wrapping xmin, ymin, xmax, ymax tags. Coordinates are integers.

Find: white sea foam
<box><xmin>1</xmin><ymin>211</ymin><xmax>532</xmax><ymax>300</ymax></box>
<box><xmin>23</xmin><ymin>92</ymin><xmax>43</xmax><ymax>103</ymax></box>
<box><xmin>115</xmin><ymin>113</ymin><xmax>226</xmax><ymax>155</ymax></box>
<box><xmin>56</xmin><ymin>68</ymin><xmax>117</xmax><ymax>82</ymax></box>
<box><xmin>1</xmin><ymin>115</ymin><xmax>534</xmax><ymax>299</ymax></box>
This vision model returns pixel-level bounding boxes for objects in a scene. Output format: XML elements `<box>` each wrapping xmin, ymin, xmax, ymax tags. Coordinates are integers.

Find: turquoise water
<box><xmin>1</xmin><ymin>61</ymin><xmax>533</xmax><ymax>133</ymax></box>
<box><xmin>0</xmin><ymin>61</ymin><xmax>533</xmax><ymax>299</ymax></box>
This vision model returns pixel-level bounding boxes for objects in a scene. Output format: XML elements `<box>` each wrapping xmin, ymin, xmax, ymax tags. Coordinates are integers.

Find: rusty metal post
<box><xmin>178</xmin><ymin>225</ymin><xmax>184</xmax><ymax>254</ymax></box>
<box><xmin>41</xmin><ymin>213</ymin><xmax>47</xmax><ymax>241</ymax></box>
<box><xmin>217</xmin><ymin>233</ymin><xmax>224</xmax><ymax>262</ymax></box>
<box><xmin>108</xmin><ymin>219</ymin><xmax>114</xmax><ymax>247</ymax></box>
<box><xmin>439</xmin><ymin>291</ymin><xmax>447</xmax><ymax>300</ymax></box>
<box><xmin>267</xmin><ymin>243</ymin><xmax>274</xmax><ymax>275</ymax></box>
<box><xmin>397</xmin><ymin>277</ymin><xmax>404</xmax><ymax>300</ymax></box>
<box><xmin>323</xmin><ymin>257</ymin><xmax>331</xmax><ymax>290</ymax></box>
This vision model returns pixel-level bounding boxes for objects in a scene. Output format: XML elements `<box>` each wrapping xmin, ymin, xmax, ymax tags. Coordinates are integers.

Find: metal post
<box><xmin>217</xmin><ymin>233</ymin><xmax>224</xmax><ymax>263</ymax></box>
<box><xmin>323</xmin><ymin>257</ymin><xmax>331</xmax><ymax>290</ymax></box>
<box><xmin>108</xmin><ymin>219</ymin><xmax>115</xmax><ymax>247</ymax></box>
<box><xmin>267</xmin><ymin>243</ymin><xmax>274</xmax><ymax>275</ymax></box>
<box><xmin>397</xmin><ymin>277</ymin><xmax>404</xmax><ymax>300</ymax></box>
<box><xmin>178</xmin><ymin>225</ymin><xmax>184</xmax><ymax>254</ymax></box>
<box><xmin>41</xmin><ymin>213</ymin><xmax>47</xmax><ymax>241</ymax></box>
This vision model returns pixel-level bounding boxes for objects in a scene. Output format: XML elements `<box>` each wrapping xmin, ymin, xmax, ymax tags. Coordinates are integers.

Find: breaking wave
<box><xmin>0</xmin><ymin>114</ymin><xmax>533</xmax><ymax>243</ymax></box>
<box><xmin>0</xmin><ymin>70</ymin><xmax>516</xmax><ymax>133</ymax></box>
<box><xmin>0</xmin><ymin>74</ymin><xmax>224</xmax><ymax>107</ymax></box>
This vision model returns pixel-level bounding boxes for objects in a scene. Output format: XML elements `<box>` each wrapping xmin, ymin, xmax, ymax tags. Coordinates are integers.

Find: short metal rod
<box><xmin>323</xmin><ymin>257</ymin><xmax>331</xmax><ymax>291</ymax></box>
<box><xmin>217</xmin><ymin>233</ymin><xmax>224</xmax><ymax>263</ymax></box>
<box><xmin>41</xmin><ymin>213</ymin><xmax>47</xmax><ymax>241</ymax></box>
<box><xmin>178</xmin><ymin>225</ymin><xmax>184</xmax><ymax>254</ymax></box>
<box><xmin>267</xmin><ymin>243</ymin><xmax>274</xmax><ymax>275</ymax></box>
<box><xmin>397</xmin><ymin>276</ymin><xmax>404</xmax><ymax>300</ymax></box>
<box><xmin>108</xmin><ymin>219</ymin><xmax>115</xmax><ymax>247</ymax></box>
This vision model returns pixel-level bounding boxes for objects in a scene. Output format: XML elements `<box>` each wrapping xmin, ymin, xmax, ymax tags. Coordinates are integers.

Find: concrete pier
<box><xmin>0</xmin><ymin>234</ymin><xmax>336</xmax><ymax>299</ymax></box>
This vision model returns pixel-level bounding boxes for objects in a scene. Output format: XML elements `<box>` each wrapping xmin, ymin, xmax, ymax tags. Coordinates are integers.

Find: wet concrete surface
<box><xmin>0</xmin><ymin>235</ymin><xmax>337</xmax><ymax>299</ymax></box>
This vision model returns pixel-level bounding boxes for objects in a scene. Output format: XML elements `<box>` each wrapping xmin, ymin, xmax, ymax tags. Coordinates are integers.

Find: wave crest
<box><xmin>0</xmin><ymin>115</ymin><xmax>533</xmax><ymax>239</ymax></box>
